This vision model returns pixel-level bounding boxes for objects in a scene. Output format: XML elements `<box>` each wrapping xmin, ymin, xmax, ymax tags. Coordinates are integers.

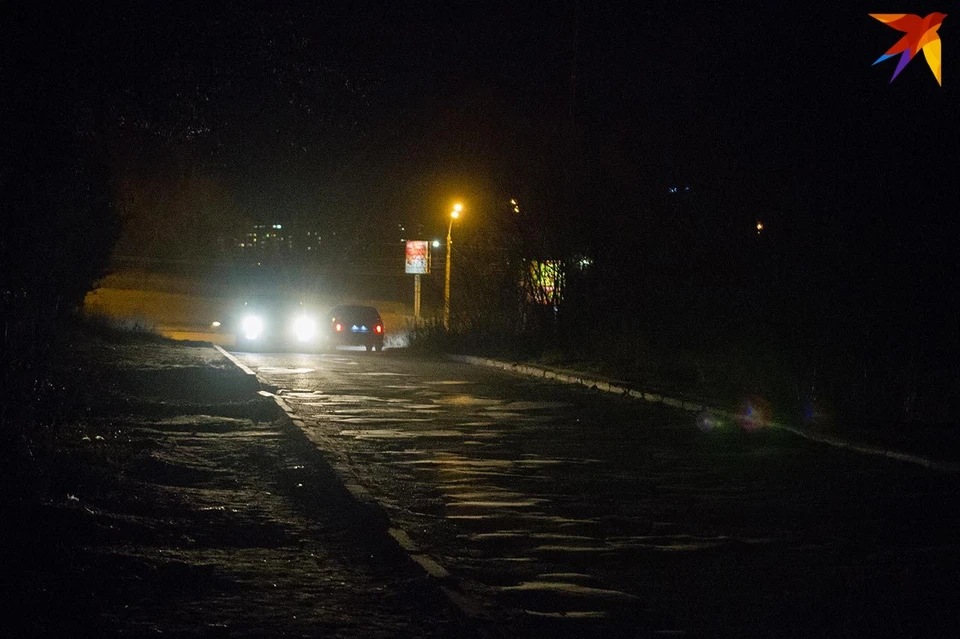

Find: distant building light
<box><xmin>756</xmin><ymin>221</ymin><xmax>764</xmax><ymax>234</ymax></box>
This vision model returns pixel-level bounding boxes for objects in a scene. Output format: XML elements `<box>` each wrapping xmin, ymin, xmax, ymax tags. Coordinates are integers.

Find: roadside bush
<box><xmin>0</xmin><ymin>131</ymin><xmax>120</xmax><ymax>448</ymax></box>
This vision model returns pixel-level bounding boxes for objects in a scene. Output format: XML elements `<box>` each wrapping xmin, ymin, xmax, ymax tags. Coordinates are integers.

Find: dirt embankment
<box><xmin>2</xmin><ymin>331</ymin><xmax>470</xmax><ymax>637</ymax></box>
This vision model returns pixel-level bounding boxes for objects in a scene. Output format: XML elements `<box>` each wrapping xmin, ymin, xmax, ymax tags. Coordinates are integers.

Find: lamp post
<box><xmin>444</xmin><ymin>203</ymin><xmax>462</xmax><ymax>330</ymax></box>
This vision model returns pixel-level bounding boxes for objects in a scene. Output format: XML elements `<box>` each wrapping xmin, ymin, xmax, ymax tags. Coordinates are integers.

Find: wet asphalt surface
<box><xmin>7</xmin><ymin>338</ymin><xmax>471</xmax><ymax>638</ymax></box>
<box><xmin>238</xmin><ymin>348</ymin><xmax>960</xmax><ymax>638</ymax></box>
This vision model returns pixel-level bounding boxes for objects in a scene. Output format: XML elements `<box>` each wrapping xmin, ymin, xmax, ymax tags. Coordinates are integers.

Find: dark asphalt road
<box><xmin>237</xmin><ymin>348</ymin><xmax>960</xmax><ymax>637</ymax></box>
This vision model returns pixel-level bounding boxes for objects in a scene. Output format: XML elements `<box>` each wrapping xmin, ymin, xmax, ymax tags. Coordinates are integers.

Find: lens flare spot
<box><xmin>801</xmin><ymin>397</ymin><xmax>832</xmax><ymax>430</ymax></box>
<box><xmin>696</xmin><ymin>410</ymin><xmax>723</xmax><ymax>432</ymax></box>
<box><xmin>735</xmin><ymin>396</ymin><xmax>772</xmax><ymax>431</ymax></box>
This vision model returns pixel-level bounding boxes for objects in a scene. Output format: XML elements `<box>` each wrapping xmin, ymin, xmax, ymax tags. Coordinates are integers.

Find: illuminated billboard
<box><xmin>527</xmin><ymin>260</ymin><xmax>563</xmax><ymax>305</ymax></box>
<box><xmin>405</xmin><ymin>240</ymin><xmax>431</xmax><ymax>274</ymax></box>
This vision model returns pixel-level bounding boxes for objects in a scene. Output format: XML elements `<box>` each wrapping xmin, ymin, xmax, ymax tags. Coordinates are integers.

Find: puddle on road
<box><xmin>330</xmin><ymin>416</ymin><xmax>434</xmax><ymax>424</ymax></box>
<box><xmin>499</xmin><ymin>581</ymin><xmax>639</xmax><ymax>601</ymax></box>
<box><xmin>432</xmin><ymin>395</ymin><xmax>504</xmax><ymax>407</ymax></box>
<box><xmin>446</xmin><ymin>491</ymin><xmax>528</xmax><ymax>500</ymax></box>
<box><xmin>281</xmin><ymin>391</ymin><xmax>324</xmax><ymax>399</ymax></box>
<box><xmin>447</xmin><ymin>514</ymin><xmax>595</xmax><ymax>525</ymax></box>
<box><xmin>357</xmin><ymin>372</ymin><xmax>410</xmax><ymax>376</ymax></box>
<box><xmin>536</xmin><ymin>572</ymin><xmax>600</xmax><ymax>583</ymax></box>
<box><xmin>524</xmin><ymin>610</ymin><xmax>610</xmax><ymax>619</ymax></box>
<box><xmin>534</xmin><ymin>545</ymin><xmax>612</xmax><ymax>553</ymax></box>
<box><xmin>485</xmin><ymin>401</ymin><xmax>572</xmax><ymax>411</ymax></box>
<box><xmin>446</xmin><ymin>499</ymin><xmax>547</xmax><ymax>509</ymax></box>
<box><xmin>329</xmin><ymin>407</ymin><xmax>429</xmax><ymax>417</ymax></box>
<box><xmin>338</xmin><ymin>428</ymin><xmax>469</xmax><ymax>439</ymax></box>
<box><xmin>307</xmin><ymin>394</ymin><xmax>412</xmax><ymax>404</ymax></box>
<box><xmin>423</xmin><ymin>380</ymin><xmax>474</xmax><ymax>385</ymax></box>
<box><xmin>605</xmin><ymin>534</ymin><xmax>776</xmax><ymax>552</ymax></box>
<box><xmin>478</xmin><ymin>413</ymin><xmax>562</xmax><ymax>424</ymax></box>
<box><xmin>400</xmin><ymin>458</ymin><xmax>512</xmax><ymax>468</ymax></box>
<box><xmin>258</xmin><ymin>367</ymin><xmax>315</xmax><ymax>374</ymax></box>
<box><xmin>468</xmin><ymin>532</ymin><xmax>597</xmax><ymax>542</ymax></box>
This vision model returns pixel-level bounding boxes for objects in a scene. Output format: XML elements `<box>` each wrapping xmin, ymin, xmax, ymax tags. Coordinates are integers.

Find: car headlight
<box><xmin>293</xmin><ymin>315</ymin><xmax>316</xmax><ymax>341</ymax></box>
<box><xmin>241</xmin><ymin>314</ymin><xmax>264</xmax><ymax>340</ymax></box>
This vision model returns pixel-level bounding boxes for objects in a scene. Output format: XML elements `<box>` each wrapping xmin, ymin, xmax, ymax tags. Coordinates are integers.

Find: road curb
<box><xmin>213</xmin><ymin>344</ymin><xmax>258</xmax><ymax>377</ymax></box>
<box><xmin>212</xmin><ymin>347</ymin><xmax>500</xmax><ymax>634</ymax></box>
<box><xmin>448</xmin><ymin>354</ymin><xmax>960</xmax><ymax>474</ymax></box>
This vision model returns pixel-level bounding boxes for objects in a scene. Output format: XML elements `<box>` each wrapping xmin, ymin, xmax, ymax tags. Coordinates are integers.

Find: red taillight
<box><xmin>335</xmin><ymin>323</ymin><xmax>343</xmax><ymax>332</ymax></box>
<box><xmin>375</xmin><ymin>324</ymin><xmax>383</xmax><ymax>334</ymax></box>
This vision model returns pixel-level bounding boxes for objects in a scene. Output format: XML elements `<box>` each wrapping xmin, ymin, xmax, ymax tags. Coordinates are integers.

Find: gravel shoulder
<box><xmin>2</xmin><ymin>330</ymin><xmax>472</xmax><ymax>637</ymax></box>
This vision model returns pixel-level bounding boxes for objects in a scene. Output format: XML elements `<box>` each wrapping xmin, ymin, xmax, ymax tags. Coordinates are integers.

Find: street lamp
<box><xmin>444</xmin><ymin>203</ymin><xmax>462</xmax><ymax>330</ymax></box>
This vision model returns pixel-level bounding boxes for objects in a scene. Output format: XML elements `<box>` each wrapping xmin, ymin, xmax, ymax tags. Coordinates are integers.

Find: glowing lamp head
<box><xmin>293</xmin><ymin>315</ymin><xmax>316</xmax><ymax>342</ymax></box>
<box><xmin>241</xmin><ymin>314</ymin><xmax>264</xmax><ymax>340</ymax></box>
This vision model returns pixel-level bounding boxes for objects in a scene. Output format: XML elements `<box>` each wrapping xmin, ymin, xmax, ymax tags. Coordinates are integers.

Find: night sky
<box><xmin>4</xmin><ymin>1</ymin><xmax>957</xmax><ymax>273</ymax></box>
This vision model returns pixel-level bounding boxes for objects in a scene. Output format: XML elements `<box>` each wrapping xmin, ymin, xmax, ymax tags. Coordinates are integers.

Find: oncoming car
<box><xmin>325</xmin><ymin>305</ymin><xmax>384</xmax><ymax>352</ymax></box>
<box><xmin>233</xmin><ymin>294</ymin><xmax>323</xmax><ymax>352</ymax></box>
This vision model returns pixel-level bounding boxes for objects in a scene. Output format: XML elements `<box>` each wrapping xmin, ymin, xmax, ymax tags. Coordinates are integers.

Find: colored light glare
<box><xmin>735</xmin><ymin>396</ymin><xmax>772</xmax><ymax>431</ymax></box>
<box><xmin>696</xmin><ymin>410</ymin><xmax>723</xmax><ymax>432</ymax></box>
